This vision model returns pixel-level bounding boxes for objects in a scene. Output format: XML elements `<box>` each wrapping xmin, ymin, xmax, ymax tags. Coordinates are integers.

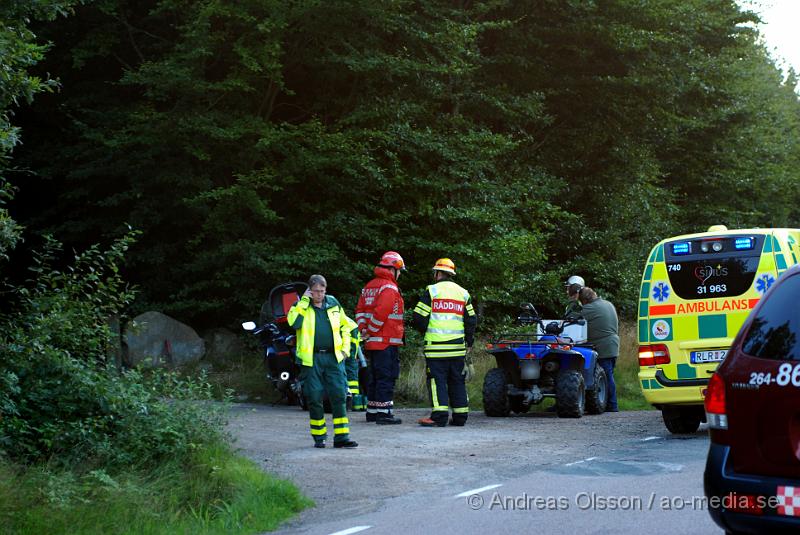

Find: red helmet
<box><xmin>379</xmin><ymin>251</ymin><xmax>406</xmax><ymax>271</ymax></box>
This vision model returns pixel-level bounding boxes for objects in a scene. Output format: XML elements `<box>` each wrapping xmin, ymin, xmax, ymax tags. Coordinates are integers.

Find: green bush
<box><xmin>0</xmin><ymin>234</ymin><xmax>225</xmax><ymax>468</ymax></box>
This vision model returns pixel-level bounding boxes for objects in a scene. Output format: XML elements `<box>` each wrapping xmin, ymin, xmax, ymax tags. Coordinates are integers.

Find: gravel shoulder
<box><xmin>228</xmin><ymin>404</ymin><xmax>673</xmax><ymax>533</ymax></box>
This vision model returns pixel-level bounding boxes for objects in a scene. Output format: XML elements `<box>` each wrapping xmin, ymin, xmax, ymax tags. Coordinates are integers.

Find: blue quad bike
<box><xmin>482</xmin><ymin>303</ymin><xmax>608</xmax><ymax>418</ymax></box>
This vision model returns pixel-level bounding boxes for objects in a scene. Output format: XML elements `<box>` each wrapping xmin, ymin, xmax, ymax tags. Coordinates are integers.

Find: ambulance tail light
<box><xmin>638</xmin><ymin>344</ymin><xmax>670</xmax><ymax>366</ymax></box>
<box><xmin>705</xmin><ymin>373</ymin><xmax>728</xmax><ymax>431</ymax></box>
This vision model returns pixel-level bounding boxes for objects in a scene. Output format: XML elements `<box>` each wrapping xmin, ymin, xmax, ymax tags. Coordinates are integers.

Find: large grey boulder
<box><xmin>202</xmin><ymin>327</ymin><xmax>246</xmax><ymax>366</ymax></box>
<box><xmin>125</xmin><ymin>311</ymin><xmax>205</xmax><ymax>368</ymax></box>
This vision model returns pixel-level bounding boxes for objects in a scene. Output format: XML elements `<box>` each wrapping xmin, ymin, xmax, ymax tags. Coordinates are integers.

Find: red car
<box><xmin>704</xmin><ymin>263</ymin><xmax>800</xmax><ymax>534</ymax></box>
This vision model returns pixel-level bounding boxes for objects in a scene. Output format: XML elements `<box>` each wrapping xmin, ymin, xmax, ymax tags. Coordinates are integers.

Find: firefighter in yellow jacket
<box><xmin>288</xmin><ymin>274</ymin><xmax>358</xmax><ymax>448</ymax></box>
<box><xmin>412</xmin><ymin>259</ymin><xmax>478</xmax><ymax>427</ymax></box>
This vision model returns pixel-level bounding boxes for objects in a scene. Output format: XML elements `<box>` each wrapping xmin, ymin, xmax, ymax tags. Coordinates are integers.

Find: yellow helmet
<box><xmin>432</xmin><ymin>258</ymin><xmax>456</xmax><ymax>275</ymax></box>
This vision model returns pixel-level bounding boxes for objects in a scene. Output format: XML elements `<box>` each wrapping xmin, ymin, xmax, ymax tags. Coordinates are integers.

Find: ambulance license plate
<box><xmin>690</xmin><ymin>350</ymin><xmax>727</xmax><ymax>364</ymax></box>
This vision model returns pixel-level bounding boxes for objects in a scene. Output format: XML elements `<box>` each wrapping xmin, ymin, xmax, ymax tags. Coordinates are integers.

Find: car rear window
<box><xmin>741</xmin><ymin>274</ymin><xmax>800</xmax><ymax>361</ymax></box>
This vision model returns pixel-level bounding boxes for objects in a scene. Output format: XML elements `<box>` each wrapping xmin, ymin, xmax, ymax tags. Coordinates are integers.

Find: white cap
<box><xmin>565</xmin><ymin>275</ymin><xmax>585</xmax><ymax>287</ymax></box>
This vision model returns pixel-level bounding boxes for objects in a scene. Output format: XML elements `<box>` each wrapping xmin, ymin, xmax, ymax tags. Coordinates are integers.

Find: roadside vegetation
<box><xmin>0</xmin><ymin>444</ymin><xmax>311</xmax><ymax>535</ymax></box>
<box><xmin>0</xmin><ymin>234</ymin><xmax>310</xmax><ymax>534</ymax></box>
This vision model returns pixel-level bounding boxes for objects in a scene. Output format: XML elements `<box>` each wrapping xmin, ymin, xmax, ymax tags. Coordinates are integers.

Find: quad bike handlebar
<box><xmin>516</xmin><ymin>302</ymin><xmax>585</xmax><ymax>336</ymax></box>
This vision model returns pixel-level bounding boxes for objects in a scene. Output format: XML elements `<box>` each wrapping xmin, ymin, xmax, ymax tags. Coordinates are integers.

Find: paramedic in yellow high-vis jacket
<box><xmin>287</xmin><ymin>274</ymin><xmax>358</xmax><ymax>449</ymax></box>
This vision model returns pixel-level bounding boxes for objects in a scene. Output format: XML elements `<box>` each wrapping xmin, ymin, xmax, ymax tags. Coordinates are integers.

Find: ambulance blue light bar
<box><xmin>671</xmin><ymin>242</ymin><xmax>691</xmax><ymax>255</ymax></box>
<box><xmin>734</xmin><ymin>237</ymin><xmax>754</xmax><ymax>250</ymax></box>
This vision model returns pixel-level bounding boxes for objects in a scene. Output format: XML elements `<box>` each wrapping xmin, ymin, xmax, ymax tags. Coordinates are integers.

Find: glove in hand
<box><xmin>462</xmin><ymin>363</ymin><xmax>475</xmax><ymax>382</ymax></box>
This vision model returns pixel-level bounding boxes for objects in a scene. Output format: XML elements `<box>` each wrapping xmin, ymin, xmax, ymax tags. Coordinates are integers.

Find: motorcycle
<box><xmin>242</xmin><ymin>282</ymin><xmax>307</xmax><ymax>407</ymax></box>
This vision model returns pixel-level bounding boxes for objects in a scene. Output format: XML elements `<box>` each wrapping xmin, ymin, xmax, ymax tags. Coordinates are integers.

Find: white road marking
<box><xmin>454</xmin><ymin>484</ymin><xmax>503</xmax><ymax>498</ymax></box>
<box><xmin>327</xmin><ymin>527</ymin><xmax>371</xmax><ymax>535</ymax></box>
<box><xmin>641</xmin><ymin>436</ymin><xmax>660</xmax><ymax>441</ymax></box>
<box><xmin>565</xmin><ymin>456</ymin><xmax>597</xmax><ymax>466</ymax></box>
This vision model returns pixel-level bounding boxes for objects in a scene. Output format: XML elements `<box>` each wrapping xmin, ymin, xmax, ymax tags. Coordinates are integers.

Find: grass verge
<box><xmin>0</xmin><ymin>443</ymin><xmax>311</xmax><ymax>535</ymax></box>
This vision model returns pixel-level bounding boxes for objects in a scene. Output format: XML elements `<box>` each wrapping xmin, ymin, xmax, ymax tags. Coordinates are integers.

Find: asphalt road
<box><xmin>228</xmin><ymin>404</ymin><xmax>721</xmax><ymax>534</ymax></box>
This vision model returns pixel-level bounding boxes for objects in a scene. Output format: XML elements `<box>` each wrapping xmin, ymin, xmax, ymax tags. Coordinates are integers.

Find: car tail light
<box><xmin>705</xmin><ymin>373</ymin><xmax>728</xmax><ymax>430</ymax></box>
<box><xmin>638</xmin><ymin>344</ymin><xmax>670</xmax><ymax>366</ymax></box>
<box><xmin>724</xmin><ymin>493</ymin><xmax>764</xmax><ymax>515</ymax></box>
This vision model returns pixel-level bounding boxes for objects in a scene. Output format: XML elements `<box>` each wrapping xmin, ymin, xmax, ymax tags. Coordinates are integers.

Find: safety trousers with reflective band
<box><xmin>424</xmin><ymin>337</ymin><xmax>467</xmax><ymax>358</ymax></box>
<box><xmin>426</xmin><ymin>358</ymin><xmax>469</xmax><ymax>425</ymax></box>
<box><xmin>303</xmin><ymin>352</ymin><xmax>350</xmax><ymax>443</ymax></box>
<box><xmin>366</xmin><ymin>345</ymin><xmax>400</xmax><ymax>408</ymax></box>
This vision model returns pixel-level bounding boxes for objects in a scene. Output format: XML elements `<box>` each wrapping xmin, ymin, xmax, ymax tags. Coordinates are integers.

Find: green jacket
<box><xmin>287</xmin><ymin>295</ymin><xmax>352</xmax><ymax>366</ymax></box>
<box><xmin>580</xmin><ymin>297</ymin><xmax>619</xmax><ymax>358</ymax></box>
<box><xmin>564</xmin><ymin>299</ymin><xmax>582</xmax><ymax>320</ymax></box>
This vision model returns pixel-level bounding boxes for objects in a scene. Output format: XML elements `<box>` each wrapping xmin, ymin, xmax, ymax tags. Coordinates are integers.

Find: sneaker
<box><xmin>314</xmin><ymin>441</ymin><xmax>326</xmax><ymax>449</ymax></box>
<box><xmin>375</xmin><ymin>413</ymin><xmax>402</xmax><ymax>425</ymax></box>
<box><xmin>333</xmin><ymin>440</ymin><xmax>358</xmax><ymax>448</ymax></box>
<box><xmin>366</xmin><ymin>412</ymin><xmax>377</xmax><ymax>422</ymax></box>
<box><xmin>418</xmin><ymin>417</ymin><xmax>446</xmax><ymax>427</ymax></box>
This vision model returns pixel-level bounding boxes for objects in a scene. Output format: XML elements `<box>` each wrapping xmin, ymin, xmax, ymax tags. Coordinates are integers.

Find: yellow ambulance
<box><xmin>638</xmin><ymin>225</ymin><xmax>800</xmax><ymax>433</ymax></box>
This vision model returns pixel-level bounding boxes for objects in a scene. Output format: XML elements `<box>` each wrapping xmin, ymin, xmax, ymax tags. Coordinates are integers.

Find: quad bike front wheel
<box><xmin>585</xmin><ymin>365</ymin><xmax>608</xmax><ymax>415</ymax></box>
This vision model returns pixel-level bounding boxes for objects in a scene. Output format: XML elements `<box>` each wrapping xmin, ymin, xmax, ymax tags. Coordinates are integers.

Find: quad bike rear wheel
<box><xmin>556</xmin><ymin>369</ymin><xmax>585</xmax><ymax>418</ymax></box>
<box><xmin>483</xmin><ymin>368</ymin><xmax>510</xmax><ymax>417</ymax></box>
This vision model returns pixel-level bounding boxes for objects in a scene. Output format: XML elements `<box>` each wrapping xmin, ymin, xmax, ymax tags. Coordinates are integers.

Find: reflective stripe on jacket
<box><xmin>355</xmin><ymin>266</ymin><xmax>405</xmax><ymax>350</ymax></box>
<box><xmin>413</xmin><ymin>280</ymin><xmax>476</xmax><ymax>358</ymax></box>
<box><xmin>287</xmin><ymin>295</ymin><xmax>352</xmax><ymax>366</ymax></box>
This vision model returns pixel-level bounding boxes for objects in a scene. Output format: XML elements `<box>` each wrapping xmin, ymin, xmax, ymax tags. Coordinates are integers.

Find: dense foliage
<box><xmin>1</xmin><ymin>1</ymin><xmax>87</xmax><ymax>258</ymax></box>
<box><xmin>0</xmin><ymin>233</ymin><xmax>226</xmax><ymax>466</ymax></box>
<box><xmin>9</xmin><ymin>0</ymin><xmax>800</xmax><ymax>327</ymax></box>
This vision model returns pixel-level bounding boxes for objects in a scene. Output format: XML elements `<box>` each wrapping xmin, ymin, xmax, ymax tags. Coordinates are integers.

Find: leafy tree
<box><xmin>11</xmin><ymin>0</ymin><xmax>800</xmax><ymax>325</ymax></box>
<box><xmin>0</xmin><ymin>1</ymin><xmax>86</xmax><ymax>258</ymax></box>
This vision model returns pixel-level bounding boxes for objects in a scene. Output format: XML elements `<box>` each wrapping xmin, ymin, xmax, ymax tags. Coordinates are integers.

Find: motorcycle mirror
<box><xmin>242</xmin><ymin>321</ymin><xmax>257</xmax><ymax>331</ymax></box>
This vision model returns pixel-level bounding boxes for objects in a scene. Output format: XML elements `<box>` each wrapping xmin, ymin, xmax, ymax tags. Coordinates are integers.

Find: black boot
<box><xmin>375</xmin><ymin>412</ymin><xmax>402</xmax><ymax>425</ymax></box>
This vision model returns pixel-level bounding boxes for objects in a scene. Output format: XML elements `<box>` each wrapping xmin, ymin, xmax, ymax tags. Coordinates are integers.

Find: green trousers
<box><xmin>345</xmin><ymin>354</ymin><xmax>360</xmax><ymax>395</ymax></box>
<box><xmin>303</xmin><ymin>352</ymin><xmax>350</xmax><ymax>444</ymax></box>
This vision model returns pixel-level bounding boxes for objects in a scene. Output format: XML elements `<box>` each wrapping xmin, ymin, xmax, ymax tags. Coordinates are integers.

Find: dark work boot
<box><xmin>366</xmin><ymin>411</ymin><xmax>377</xmax><ymax>422</ymax></box>
<box><xmin>418</xmin><ymin>417</ymin><xmax>446</xmax><ymax>427</ymax></box>
<box><xmin>333</xmin><ymin>440</ymin><xmax>359</xmax><ymax>448</ymax></box>
<box><xmin>375</xmin><ymin>412</ymin><xmax>402</xmax><ymax>425</ymax></box>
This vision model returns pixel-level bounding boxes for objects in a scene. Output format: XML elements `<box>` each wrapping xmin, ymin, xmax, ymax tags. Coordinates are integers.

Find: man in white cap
<box><xmin>564</xmin><ymin>275</ymin><xmax>585</xmax><ymax>319</ymax></box>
